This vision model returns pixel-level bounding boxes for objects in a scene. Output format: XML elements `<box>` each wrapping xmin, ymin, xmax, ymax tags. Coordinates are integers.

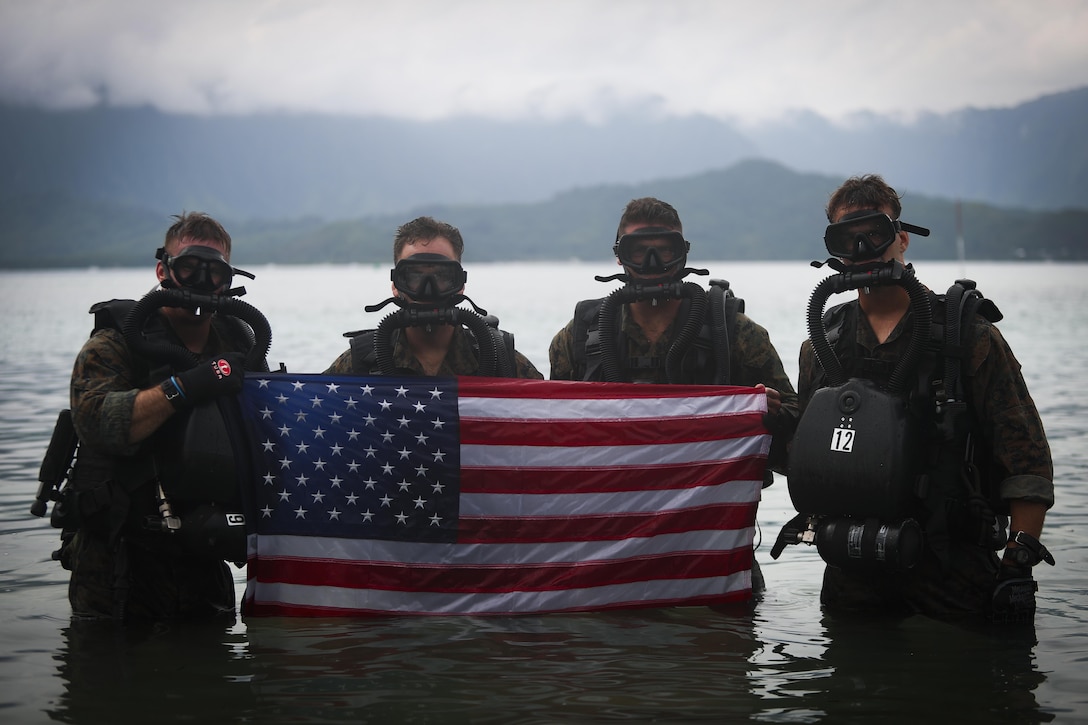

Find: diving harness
<box><xmin>358</xmin><ymin>290</ymin><xmax>515</xmax><ymax>378</ymax></box>
<box><xmin>588</xmin><ymin>263</ymin><xmax>741</xmax><ymax>385</ymax></box>
<box><xmin>33</xmin><ymin>285</ymin><xmax>273</xmax><ymax>566</ymax></box>
<box><xmin>770</xmin><ymin>258</ymin><xmax>935</xmax><ymax>570</ymax></box>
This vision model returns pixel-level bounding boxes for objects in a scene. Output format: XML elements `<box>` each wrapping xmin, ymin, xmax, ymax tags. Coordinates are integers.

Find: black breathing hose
<box><xmin>597</xmin><ymin>280</ymin><xmax>705</xmax><ymax>383</ymax></box>
<box><xmin>664</xmin><ymin>284</ymin><xmax>708</xmax><ymax>384</ymax></box>
<box><xmin>121</xmin><ymin>288</ymin><xmax>273</xmax><ymax>371</ymax></box>
<box><xmin>806</xmin><ymin>276</ymin><xmax>849</xmax><ymax>388</ymax></box>
<box><xmin>706</xmin><ymin>284</ymin><xmax>731</xmax><ymax>385</ymax></box>
<box><xmin>373</xmin><ymin>306</ymin><xmax>499</xmax><ymax>376</ymax></box>
<box><xmin>943</xmin><ymin>282</ymin><xmax>966</xmax><ymax>400</ymax></box>
<box><xmin>806</xmin><ymin>262</ymin><xmax>932</xmax><ymax>396</ymax></box>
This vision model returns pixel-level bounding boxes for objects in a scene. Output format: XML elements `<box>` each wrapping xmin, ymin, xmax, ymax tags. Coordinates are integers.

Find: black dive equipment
<box><xmin>125</xmin><ymin>287</ymin><xmax>271</xmax><ymax>561</ymax></box>
<box><xmin>591</xmin><ymin>230</ymin><xmax>724</xmax><ymax>384</ymax></box>
<box><xmin>362</xmin><ymin>254</ymin><xmax>513</xmax><ymax>377</ymax></box>
<box><xmin>122</xmin><ymin>287</ymin><xmax>272</xmax><ymax>372</ymax></box>
<box><xmin>593</xmin><ymin>277</ymin><xmax>722</xmax><ymax>384</ymax></box>
<box><xmin>33</xmin><ymin>285</ymin><xmax>273</xmax><ymax>565</ymax></box>
<box><xmin>156</xmin><ymin>245</ymin><xmax>255</xmax><ymax>294</ymax></box>
<box><xmin>823</xmin><ymin>210</ymin><xmax>930</xmax><ymax>262</ymax></box>
<box><xmin>32</xmin><ymin>409</ymin><xmax>79</xmax><ymax>519</ymax></box>
<box><xmin>771</xmin><ymin>259</ymin><xmax>931</xmax><ymax>570</ymax></box>
<box><xmin>391</xmin><ymin>253</ymin><xmax>467</xmax><ymax>301</ymax></box>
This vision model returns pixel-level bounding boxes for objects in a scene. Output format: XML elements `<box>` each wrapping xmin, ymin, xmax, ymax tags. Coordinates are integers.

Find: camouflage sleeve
<box><xmin>797</xmin><ymin>338</ymin><xmax>818</xmax><ymax>412</ymax></box>
<box><xmin>548</xmin><ymin>319</ymin><xmax>577</xmax><ymax>380</ymax></box>
<box><xmin>730</xmin><ymin>312</ymin><xmax>799</xmax><ymax>473</ymax></box>
<box><xmin>731</xmin><ymin>312</ymin><xmax>798</xmax><ymax>407</ymax></box>
<box><xmin>324</xmin><ymin>348</ymin><xmax>354</xmax><ymax>375</ymax></box>
<box><xmin>69</xmin><ymin>329</ymin><xmax>141</xmax><ymax>455</ymax></box>
<box><xmin>512</xmin><ymin>350</ymin><xmax>545</xmax><ymax>380</ymax></box>
<box><xmin>965</xmin><ymin>320</ymin><xmax>1054</xmax><ymax>507</ymax></box>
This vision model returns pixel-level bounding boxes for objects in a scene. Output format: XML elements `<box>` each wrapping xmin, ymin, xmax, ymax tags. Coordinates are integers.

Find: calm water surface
<box><xmin>1</xmin><ymin>261</ymin><xmax>1086</xmax><ymax>723</ymax></box>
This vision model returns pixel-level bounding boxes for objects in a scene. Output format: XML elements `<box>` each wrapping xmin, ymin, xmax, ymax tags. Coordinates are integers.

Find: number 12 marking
<box><xmin>830</xmin><ymin>427</ymin><xmax>855</xmax><ymax>453</ymax></box>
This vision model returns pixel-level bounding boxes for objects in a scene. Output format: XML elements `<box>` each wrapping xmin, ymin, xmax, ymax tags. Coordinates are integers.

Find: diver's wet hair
<box><xmin>164</xmin><ymin>212</ymin><xmax>232</xmax><ymax>256</ymax></box>
<box><xmin>394</xmin><ymin>216</ymin><xmax>465</xmax><ymax>262</ymax></box>
<box><xmin>826</xmin><ymin>175</ymin><xmax>903</xmax><ymax>222</ymax></box>
<box><xmin>616</xmin><ymin>198</ymin><xmax>683</xmax><ymax>239</ymax></box>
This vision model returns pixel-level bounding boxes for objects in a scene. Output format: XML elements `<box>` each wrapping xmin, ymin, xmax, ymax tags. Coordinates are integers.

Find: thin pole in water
<box><xmin>955</xmin><ymin>198</ymin><xmax>966</xmax><ymax>277</ymax></box>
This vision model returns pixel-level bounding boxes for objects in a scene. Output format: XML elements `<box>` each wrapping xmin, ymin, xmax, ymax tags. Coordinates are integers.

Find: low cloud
<box><xmin>1</xmin><ymin>0</ymin><xmax>1085</xmax><ymax>122</ymax></box>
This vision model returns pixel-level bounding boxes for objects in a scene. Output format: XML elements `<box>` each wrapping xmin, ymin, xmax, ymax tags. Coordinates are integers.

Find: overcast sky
<box><xmin>1</xmin><ymin>0</ymin><xmax>1086</xmax><ymax>124</ymax></box>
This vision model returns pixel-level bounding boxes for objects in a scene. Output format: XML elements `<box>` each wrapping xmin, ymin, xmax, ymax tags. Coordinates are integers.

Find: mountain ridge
<box><xmin>4</xmin><ymin>159</ymin><xmax>1085</xmax><ymax>269</ymax></box>
<box><xmin>3</xmin><ymin>88</ymin><xmax>1086</xmax><ymax>267</ymax></box>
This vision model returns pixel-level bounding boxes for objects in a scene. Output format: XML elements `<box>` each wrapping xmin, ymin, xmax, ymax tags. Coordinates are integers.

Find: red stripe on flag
<box><xmin>456</xmin><ymin>377</ymin><xmax>753</xmax><ymax>401</ymax></box>
<box><xmin>250</xmin><ymin>548</ymin><xmax>752</xmax><ymax>594</ymax></box>
<box><xmin>242</xmin><ymin>589</ymin><xmax>754</xmax><ymax>618</ymax></box>
<box><xmin>459</xmin><ymin>411</ymin><xmax>767</xmax><ymax>446</ymax></box>
<box><xmin>457</xmin><ymin>501</ymin><xmax>757</xmax><ymax>544</ymax></box>
<box><xmin>461</xmin><ymin>456</ymin><xmax>767</xmax><ymax>494</ymax></box>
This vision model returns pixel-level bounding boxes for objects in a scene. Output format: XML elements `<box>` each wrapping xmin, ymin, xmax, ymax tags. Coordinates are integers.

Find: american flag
<box><xmin>236</xmin><ymin>374</ymin><xmax>769</xmax><ymax>617</ymax></box>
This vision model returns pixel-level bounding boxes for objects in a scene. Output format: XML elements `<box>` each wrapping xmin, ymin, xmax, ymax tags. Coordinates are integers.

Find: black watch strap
<box><xmin>160</xmin><ymin>377</ymin><xmax>186</xmax><ymax>410</ymax></box>
<box><xmin>1007</xmin><ymin>531</ymin><xmax>1056</xmax><ymax>567</ymax></box>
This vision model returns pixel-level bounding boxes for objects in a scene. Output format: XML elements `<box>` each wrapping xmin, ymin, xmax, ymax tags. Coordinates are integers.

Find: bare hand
<box><xmin>755</xmin><ymin>384</ymin><xmax>781</xmax><ymax>415</ymax></box>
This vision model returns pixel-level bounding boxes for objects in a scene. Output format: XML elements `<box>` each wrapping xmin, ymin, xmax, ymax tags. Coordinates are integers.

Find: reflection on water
<box><xmin>812</xmin><ymin>613</ymin><xmax>1051</xmax><ymax>723</ymax></box>
<box><xmin>2</xmin><ymin>263</ymin><xmax>1086</xmax><ymax>723</ymax></box>
<box><xmin>242</xmin><ymin>610</ymin><xmax>764</xmax><ymax>723</ymax></box>
<box><xmin>47</xmin><ymin>610</ymin><xmax>767</xmax><ymax>724</ymax></box>
<box><xmin>43</xmin><ymin>607</ymin><xmax>1058</xmax><ymax>724</ymax></box>
<box><xmin>51</xmin><ymin>619</ymin><xmax>255</xmax><ymax>724</ymax></box>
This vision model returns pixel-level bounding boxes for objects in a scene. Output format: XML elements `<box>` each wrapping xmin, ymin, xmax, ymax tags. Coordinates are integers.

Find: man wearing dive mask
<box><xmin>549</xmin><ymin>198</ymin><xmax>799</xmax><ymax>521</ymax></box>
<box><xmin>822</xmin><ymin>209</ymin><xmax>931</xmax><ymax>265</ymax></box>
<box><xmin>157</xmin><ymin>244</ymin><xmax>240</xmax><ymax>295</ymax></box>
<box><xmin>551</xmin><ymin>198</ymin><xmax>796</xmax><ymax>412</ymax></box>
<box><xmin>613</xmin><ymin>228</ymin><xmax>690</xmax><ymax>279</ymax></box>
<box><xmin>794</xmin><ymin>174</ymin><xmax>1054</xmax><ymax>623</ymax></box>
<box><xmin>60</xmin><ymin>212</ymin><xmax>268</xmax><ymax>621</ymax></box>
<box><xmin>325</xmin><ymin>216</ymin><xmax>543</xmax><ymax>379</ymax></box>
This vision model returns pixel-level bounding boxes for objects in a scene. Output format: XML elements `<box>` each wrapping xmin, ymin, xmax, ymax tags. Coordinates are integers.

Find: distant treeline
<box><xmin>3</xmin><ymin>160</ymin><xmax>1085</xmax><ymax>269</ymax></box>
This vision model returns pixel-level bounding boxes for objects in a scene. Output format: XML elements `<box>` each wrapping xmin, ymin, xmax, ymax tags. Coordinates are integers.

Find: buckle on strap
<box><xmin>1011</xmin><ymin>530</ymin><xmax>1056</xmax><ymax>566</ymax></box>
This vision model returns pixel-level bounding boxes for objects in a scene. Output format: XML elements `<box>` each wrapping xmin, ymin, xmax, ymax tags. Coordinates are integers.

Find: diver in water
<box><xmin>775</xmin><ymin>174</ymin><xmax>1054</xmax><ymax>623</ymax></box>
<box><xmin>549</xmin><ymin>197</ymin><xmax>798</xmax><ymax>476</ymax></box>
<box><xmin>40</xmin><ymin>212</ymin><xmax>272</xmax><ymax>621</ymax></box>
<box><xmin>325</xmin><ymin>216</ymin><xmax>543</xmax><ymax>379</ymax></box>
<box><xmin>549</xmin><ymin>198</ymin><xmax>799</xmax><ymax>595</ymax></box>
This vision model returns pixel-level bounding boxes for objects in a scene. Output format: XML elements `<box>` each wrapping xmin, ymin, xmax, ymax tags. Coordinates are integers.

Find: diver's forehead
<box><xmin>831</xmin><ymin>206</ymin><xmax>891</xmax><ymax>224</ymax></box>
<box><xmin>397</xmin><ymin>236</ymin><xmax>457</xmax><ymax>262</ymax></box>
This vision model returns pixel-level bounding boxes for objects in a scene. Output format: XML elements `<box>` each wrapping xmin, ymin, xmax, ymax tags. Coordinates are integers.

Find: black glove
<box><xmin>762</xmin><ymin>406</ymin><xmax>799</xmax><ymax>438</ymax></box>
<box><xmin>170</xmin><ymin>353</ymin><xmax>246</xmax><ymax>408</ymax></box>
<box><xmin>763</xmin><ymin>407</ymin><xmax>798</xmax><ymax>482</ymax></box>
<box><xmin>990</xmin><ymin>564</ymin><xmax>1037</xmax><ymax>625</ymax></box>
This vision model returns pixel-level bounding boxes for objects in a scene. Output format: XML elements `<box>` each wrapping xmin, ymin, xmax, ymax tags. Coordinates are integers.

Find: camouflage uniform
<box><xmin>550</xmin><ymin>303</ymin><xmax>797</xmax><ymax>395</ymax></box>
<box><xmin>64</xmin><ymin>317</ymin><xmax>252</xmax><ymax>621</ymax></box>
<box><xmin>326</xmin><ymin>325</ymin><xmax>543</xmax><ymax>379</ymax></box>
<box><xmin>550</xmin><ymin>301</ymin><xmax>799</xmax><ymax>475</ymax></box>
<box><xmin>798</xmin><ymin>300</ymin><xmax>1054</xmax><ymax>617</ymax></box>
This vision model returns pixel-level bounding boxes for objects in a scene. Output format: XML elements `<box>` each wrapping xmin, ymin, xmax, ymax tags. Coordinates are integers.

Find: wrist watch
<box><xmin>160</xmin><ymin>377</ymin><xmax>186</xmax><ymax>409</ymax></box>
<box><xmin>1003</xmin><ymin>531</ymin><xmax>1056</xmax><ymax>568</ymax></box>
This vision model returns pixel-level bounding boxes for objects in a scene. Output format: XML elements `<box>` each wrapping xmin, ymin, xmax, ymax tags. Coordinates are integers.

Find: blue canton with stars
<box><xmin>237</xmin><ymin>375</ymin><xmax>461</xmax><ymax>543</ymax></box>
